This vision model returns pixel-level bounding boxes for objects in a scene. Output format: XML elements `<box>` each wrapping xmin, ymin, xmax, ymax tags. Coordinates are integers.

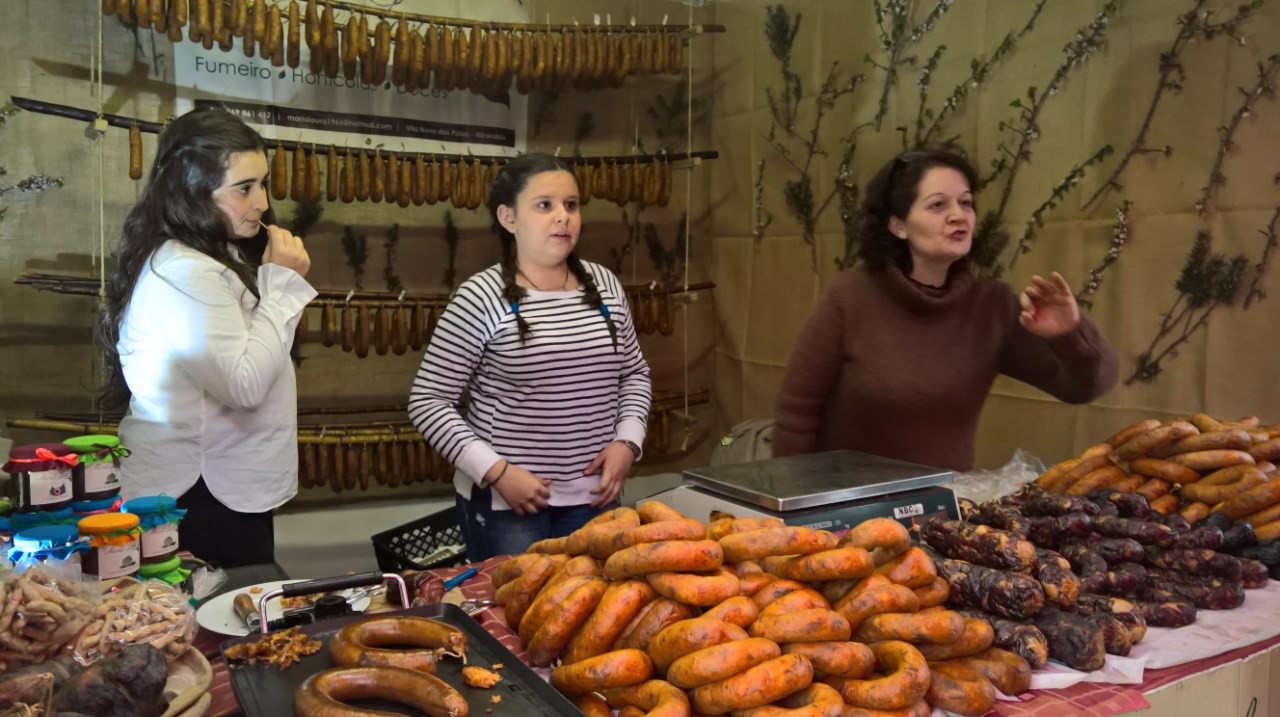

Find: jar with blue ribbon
<box><xmin>122</xmin><ymin>496</ymin><xmax>186</xmax><ymax>565</ymax></box>
<box><xmin>6</xmin><ymin>525</ymin><xmax>89</xmax><ymax>569</ymax></box>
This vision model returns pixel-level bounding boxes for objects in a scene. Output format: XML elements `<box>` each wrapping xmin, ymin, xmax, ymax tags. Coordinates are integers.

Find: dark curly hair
<box><xmin>96</xmin><ymin>107</ymin><xmax>273</xmax><ymax>412</ymax></box>
<box><xmin>856</xmin><ymin>148</ymin><xmax>979</xmax><ymax>273</ymax></box>
<box><xmin>487</xmin><ymin>153</ymin><xmax>618</xmax><ymax>350</ymax></box>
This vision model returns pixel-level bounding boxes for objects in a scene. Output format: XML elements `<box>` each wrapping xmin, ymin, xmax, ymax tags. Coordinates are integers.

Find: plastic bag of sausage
<box><xmin>951</xmin><ymin>449</ymin><xmax>1045</xmax><ymax>504</ymax></box>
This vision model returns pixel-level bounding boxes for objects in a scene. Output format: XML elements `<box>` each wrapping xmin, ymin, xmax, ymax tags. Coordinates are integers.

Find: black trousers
<box><xmin>175</xmin><ymin>477</ymin><xmax>276</xmax><ymax>568</ymax></box>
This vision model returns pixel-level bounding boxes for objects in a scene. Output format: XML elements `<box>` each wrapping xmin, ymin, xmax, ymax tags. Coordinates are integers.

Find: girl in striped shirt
<box><xmin>408</xmin><ymin>153</ymin><xmax>652</xmax><ymax>560</ymax></box>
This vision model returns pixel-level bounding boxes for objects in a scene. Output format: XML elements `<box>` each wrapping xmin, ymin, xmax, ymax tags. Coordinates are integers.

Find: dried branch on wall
<box><xmin>970</xmin><ymin>2</ymin><xmax>1118</xmax><ymax>273</ymax></box>
<box><xmin>0</xmin><ymin>106</ymin><xmax>63</xmax><ymax>224</ymax></box>
<box><xmin>340</xmin><ymin>225</ymin><xmax>369</xmax><ymax>290</ymax></box>
<box><xmin>914</xmin><ymin>0</ymin><xmax>1050</xmax><ymax>149</ymax></box>
<box><xmin>610</xmin><ymin>208</ymin><xmax>686</xmax><ymax>288</ymax></box>
<box><xmin>383</xmin><ymin>223</ymin><xmax>403</xmax><ymax>294</ymax></box>
<box><xmin>647</xmin><ymin>78</ymin><xmax>710</xmax><ymax>155</ymax></box>
<box><xmin>1242</xmin><ymin>206</ymin><xmax>1280</xmax><ymax>310</ymax></box>
<box><xmin>573</xmin><ymin>111</ymin><xmax>595</xmax><ymax>157</ymax></box>
<box><xmin>867</xmin><ymin>0</ymin><xmax>953</xmax><ymax>131</ymax></box>
<box><xmin>532</xmin><ymin>91</ymin><xmax>561</xmax><ymax>139</ymax></box>
<box><xmin>646</xmin><ymin>213</ymin><xmax>690</xmax><ymax>288</ymax></box>
<box><xmin>442</xmin><ymin>211</ymin><xmax>459</xmax><ymax>289</ymax></box>
<box><xmin>906</xmin><ymin>44</ymin><xmax>947</xmax><ymax>151</ymax></box>
<box><xmin>1197</xmin><ymin>54</ymin><xmax>1280</xmax><ymax>214</ymax></box>
<box><xmin>1127</xmin><ymin>232</ymin><xmax>1247</xmax><ymax>384</ymax></box>
<box><xmin>1077</xmin><ymin>200</ymin><xmax>1131</xmax><ymax>310</ymax></box>
<box><xmin>290</xmin><ymin>199</ymin><xmax>324</xmax><ymax>237</ymax></box>
<box><xmin>833</xmin><ymin>148</ymin><xmax>865</xmax><ymax>271</ymax></box>
<box><xmin>751</xmin><ymin>159</ymin><xmax>772</xmax><ymax>243</ymax></box>
<box><xmin>1007</xmin><ymin>145</ymin><xmax>1114</xmax><ymax>270</ymax></box>
<box><xmin>763</xmin><ymin>5</ymin><xmax>863</xmax><ymax>268</ymax></box>
<box><xmin>1084</xmin><ymin>0</ymin><xmax>1265</xmax><ymax>211</ymax></box>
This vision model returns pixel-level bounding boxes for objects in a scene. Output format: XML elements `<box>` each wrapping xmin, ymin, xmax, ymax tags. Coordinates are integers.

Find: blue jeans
<box><xmin>456</xmin><ymin>487</ymin><xmax>617</xmax><ymax>561</ymax></box>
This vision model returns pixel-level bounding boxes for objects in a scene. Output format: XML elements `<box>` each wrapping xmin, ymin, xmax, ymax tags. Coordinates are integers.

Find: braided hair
<box><xmin>488</xmin><ymin>153</ymin><xmax>619</xmax><ymax>350</ymax></box>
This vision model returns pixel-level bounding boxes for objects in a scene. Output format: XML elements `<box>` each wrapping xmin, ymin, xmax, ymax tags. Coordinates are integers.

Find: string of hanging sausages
<box><xmin>12</xmin><ymin>95</ymin><xmax>718</xmax><ymax>211</ymax></box>
<box><xmin>100</xmin><ymin>0</ymin><xmax>722</xmax><ymax>94</ymax></box>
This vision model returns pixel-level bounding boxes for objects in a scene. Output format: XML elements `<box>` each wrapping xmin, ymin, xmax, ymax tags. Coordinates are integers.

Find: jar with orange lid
<box><xmin>78</xmin><ymin>512</ymin><xmax>142</xmax><ymax>579</ymax></box>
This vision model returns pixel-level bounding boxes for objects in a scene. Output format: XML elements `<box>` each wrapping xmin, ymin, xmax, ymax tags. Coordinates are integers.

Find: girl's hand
<box><xmin>584</xmin><ymin>442</ymin><xmax>635</xmax><ymax>508</ymax></box>
<box><xmin>262</xmin><ymin>225</ymin><xmax>311</xmax><ymax>277</ymax></box>
<box><xmin>488</xmin><ymin>462</ymin><xmax>551</xmax><ymax>515</ymax></box>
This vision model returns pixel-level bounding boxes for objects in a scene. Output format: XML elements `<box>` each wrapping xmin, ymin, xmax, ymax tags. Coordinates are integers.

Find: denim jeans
<box><xmin>455</xmin><ymin>486</ymin><xmax>617</xmax><ymax>561</ymax></box>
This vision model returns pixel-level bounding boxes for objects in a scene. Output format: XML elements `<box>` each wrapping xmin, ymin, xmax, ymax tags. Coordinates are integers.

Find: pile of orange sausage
<box><xmin>1034</xmin><ymin>414</ymin><xmax>1280</xmax><ymax>533</ymax></box>
<box><xmin>494</xmin><ymin>504</ymin><xmax>1031</xmax><ymax>717</ymax></box>
<box><xmin>103</xmin><ymin>0</ymin><xmax>685</xmax><ymax>94</ymax></box>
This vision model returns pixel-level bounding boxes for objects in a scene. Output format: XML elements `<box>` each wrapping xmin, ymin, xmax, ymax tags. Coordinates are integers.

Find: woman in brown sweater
<box><xmin>773</xmin><ymin>149</ymin><xmax>1118</xmax><ymax>471</ymax></box>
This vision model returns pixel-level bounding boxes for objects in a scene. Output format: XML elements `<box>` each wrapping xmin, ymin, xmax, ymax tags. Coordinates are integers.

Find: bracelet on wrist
<box><xmin>486</xmin><ymin>460</ymin><xmax>509</xmax><ymax>488</ymax></box>
<box><xmin>617</xmin><ymin>440</ymin><xmax>641</xmax><ymax>460</ymax></box>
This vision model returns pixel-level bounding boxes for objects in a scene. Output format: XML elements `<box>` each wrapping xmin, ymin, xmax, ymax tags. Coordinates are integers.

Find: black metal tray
<box><xmin>220</xmin><ymin>603</ymin><xmax>578</xmax><ymax>717</ymax></box>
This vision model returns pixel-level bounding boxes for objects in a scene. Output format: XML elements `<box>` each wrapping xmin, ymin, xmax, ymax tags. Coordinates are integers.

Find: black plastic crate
<box><xmin>371</xmin><ymin>507</ymin><xmax>468</xmax><ymax>572</ymax></box>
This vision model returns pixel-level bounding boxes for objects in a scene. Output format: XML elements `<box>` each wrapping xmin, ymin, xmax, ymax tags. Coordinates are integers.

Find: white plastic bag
<box><xmin>949</xmin><ymin>449</ymin><xmax>1045</xmax><ymax>505</ymax></box>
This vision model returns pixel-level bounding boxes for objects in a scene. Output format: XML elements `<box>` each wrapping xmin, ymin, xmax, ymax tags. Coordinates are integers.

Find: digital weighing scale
<box><xmin>650</xmin><ymin>450</ymin><xmax>959</xmax><ymax>536</ymax></box>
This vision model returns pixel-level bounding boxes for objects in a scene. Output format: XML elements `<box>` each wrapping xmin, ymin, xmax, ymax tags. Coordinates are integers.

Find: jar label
<box><xmin>28</xmin><ymin>468</ymin><xmax>72</xmax><ymax>507</ymax></box>
<box><xmin>84</xmin><ymin>462</ymin><xmax>121</xmax><ymax>494</ymax></box>
<box><xmin>95</xmin><ymin>543</ymin><xmax>141</xmax><ymax>579</ymax></box>
<box><xmin>142</xmin><ymin>523</ymin><xmax>179</xmax><ymax>558</ymax></box>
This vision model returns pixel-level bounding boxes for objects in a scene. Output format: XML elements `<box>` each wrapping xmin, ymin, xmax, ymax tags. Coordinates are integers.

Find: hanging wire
<box><xmin>680</xmin><ymin>0</ymin><xmax>693</xmax><ymax>451</ymax></box>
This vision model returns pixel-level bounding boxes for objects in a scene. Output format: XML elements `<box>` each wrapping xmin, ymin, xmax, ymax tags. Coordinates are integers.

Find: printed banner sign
<box><xmin>173</xmin><ymin>39</ymin><xmax>527</xmax><ymax>153</ymax></box>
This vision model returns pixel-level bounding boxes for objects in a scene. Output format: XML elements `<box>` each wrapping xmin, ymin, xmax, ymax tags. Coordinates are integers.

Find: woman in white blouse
<box><xmin>97</xmin><ymin>108</ymin><xmax>314</xmax><ymax>567</ymax></box>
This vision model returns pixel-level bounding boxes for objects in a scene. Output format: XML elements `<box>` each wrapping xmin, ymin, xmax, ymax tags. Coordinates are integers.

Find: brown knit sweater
<box><xmin>773</xmin><ymin>264</ymin><xmax>1119</xmax><ymax>471</ymax></box>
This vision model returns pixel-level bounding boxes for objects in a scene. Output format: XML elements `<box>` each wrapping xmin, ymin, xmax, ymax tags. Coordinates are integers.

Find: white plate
<box><xmin>195</xmin><ymin>580</ymin><xmax>372</xmax><ymax>636</ymax></box>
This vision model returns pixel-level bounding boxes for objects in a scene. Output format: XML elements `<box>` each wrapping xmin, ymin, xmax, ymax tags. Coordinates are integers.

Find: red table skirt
<box><xmin>196</xmin><ymin>558</ymin><xmax>1280</xmax><ymax>717</ymax></box>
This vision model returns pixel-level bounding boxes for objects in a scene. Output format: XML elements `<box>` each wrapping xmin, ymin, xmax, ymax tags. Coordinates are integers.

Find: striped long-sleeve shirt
<box><xmin>408</xmin><ymin>261</ymin><xmax>652</xmax><ymax>509</ymax></box>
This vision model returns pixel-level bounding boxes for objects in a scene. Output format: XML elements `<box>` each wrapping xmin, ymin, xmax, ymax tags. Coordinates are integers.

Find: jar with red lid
<box><xmin>3</xmin><ymin>443</ymin><xmax>76</xmax><ymax>513</ymax></box>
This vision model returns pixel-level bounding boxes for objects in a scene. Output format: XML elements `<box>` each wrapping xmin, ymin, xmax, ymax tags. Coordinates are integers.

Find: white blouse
<box><xmin>117</xmin><ymin>240</ymin><xmax>316</xmax><ymax>512</ymax></box>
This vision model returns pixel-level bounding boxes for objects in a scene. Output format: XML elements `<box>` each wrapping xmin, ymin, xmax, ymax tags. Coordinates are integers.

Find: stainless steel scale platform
<box><xmin>651</xmin><ymin>450</ymin><xmax>959</xmax><ymax>535</ymax></box>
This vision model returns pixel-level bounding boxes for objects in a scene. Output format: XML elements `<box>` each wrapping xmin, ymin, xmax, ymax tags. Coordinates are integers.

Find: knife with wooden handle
<box><xmin>233</xmin><ymin>592</ymin><xmax>262</xmax><ymax>632</ymax></box>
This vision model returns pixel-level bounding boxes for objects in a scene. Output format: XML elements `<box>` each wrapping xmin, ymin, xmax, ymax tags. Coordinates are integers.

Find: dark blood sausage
<box><xmin>1057</xmin><ymin>543</ymin><xmax>1107</xmax><ymax>579</ymax></box>
<box><xmin>957</xmin><ymin>611</ymin><xmax>1048</xmax><ymax>669</ymax></box>
<box><xmin>1074</xmin><ymin>593</ymin><xmax>1147</xmax><ymax>643</ymax></box>
<box><xmin>1238</xmin><ymin>559</ymin><xmax>1270</xmax><ymax>589</ymax></box>
<box><xmin>1161</xmin><ymin>513</ymin><xmax>1194</xmax><ymax>534</ymax></box>
<box><xmin>1220</xmin><ymin>523</ymin><xmax>1259</xmax><ymax>552</ymax></box>
<box><xmin>1093</xmin><ymin>516</ymin><xmax>1177</xmax><ymax>547</ymax></box>
<box><xmin>1085</xmin><ymin>538</ymin><xmax>1144</xmax><ymax>565</ymax></box>
<box><xmin>1170</xmin><ymin>527</ymin><xmax>1225</xmax><ymax>551</ymax></box>
<box><xmin>1032</xmin><ymin>549</ymin><xmax>1081</xmax><ymax>609</ymax></box>
<box><xmin>1134</xmin><ymin>591</ymin><xmax>1198</xmax><ymax>627</ymax></box>
<box><xmin>1143</xmin><ymin>547</ymin><xmax>1242</xmax><ymax>582</ymax></box>
<box><xmin>1088</xmin><ymin>491</ymin><xmax>1152</xmax><ymax>520</ymax></box>
<box><xmin>1030</xmin><ymin>608</ymin><xmax>1106</xmax><ymax>671</ymax></box>
<box><xmin>924</xmin><ymin>548</ymin><xmax>1045</xmax><ymax>619</ymax></box>
<box><xmin>1101</xmin><ymin>562</ymin><xmax>1147</xmax><ymax>597</ymax></box>
<box><xmin>1079</xmin><ymin>611</ymin><xmax>1132</xmax><ymax>656</ymax></box>
<box><xmin>1028</xmin><ymin>513</ymin><xmax>1095</xmax><ymax>548</ymax></box>
<box><xmin>919</xmin><ymin>519</ymin><xmax>1036</xmax><ymax>572</ymax></box>
<box><xmin>966</xmin><ymin>504</ymin><xmax>1031</xmax><ymax>537</ymax></box>
<box><xmin>1143</xmin><ymin>572</ymin><xmax>1246</xmax><ymax>610</ymax></box>
<box><xmin>1023</xmin><ymin>492</ymin><xmax>1100</xmax><ymax>518</ymax></box>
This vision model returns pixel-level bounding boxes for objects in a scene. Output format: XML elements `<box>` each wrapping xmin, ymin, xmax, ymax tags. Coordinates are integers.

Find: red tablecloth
<box><xmin>197</xmin><ymin>558</ymin><xmax>1280</xmax><ymax>717</ymax></box>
